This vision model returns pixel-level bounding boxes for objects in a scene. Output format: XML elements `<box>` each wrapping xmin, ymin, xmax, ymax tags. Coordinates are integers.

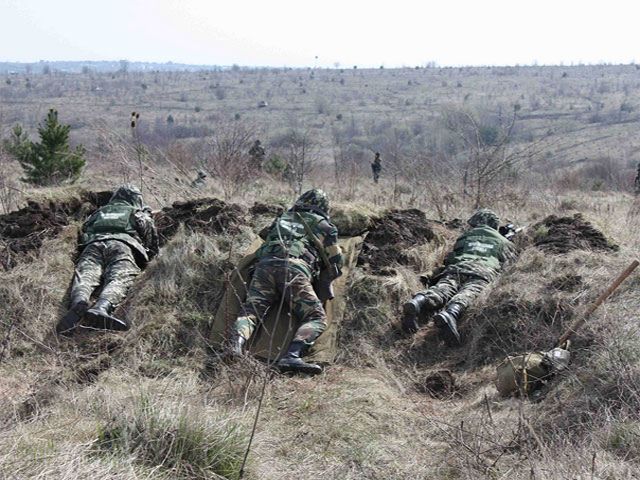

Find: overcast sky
<box><xmin>0</xmin><ymin>0</ymin><xmax>637</xmax><ymax>68</ymax></box>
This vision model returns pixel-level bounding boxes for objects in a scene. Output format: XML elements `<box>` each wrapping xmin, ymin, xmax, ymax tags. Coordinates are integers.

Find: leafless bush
<box><xmin>205</xmin><ymin>121</ymin><xmax>256</xmax><ymax>199</ymax></box>
<box><xmin>273</xmin><ymin>127</ymin><xmax>320</xmax><ymax>195</ymax></box>
<box><xmin>442</xmin><ymin>105</ymin><xmax>548</xmax><ymax>207</ymax></box>
<box><xmin>0</xmin><ymin>146</ymin><xmax>20</xmax><ymax>213</ymax></box>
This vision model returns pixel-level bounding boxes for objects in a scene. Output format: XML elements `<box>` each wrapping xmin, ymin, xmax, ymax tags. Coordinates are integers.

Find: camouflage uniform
<box><xmin>231</xmin><ymin>189</ymin><xmax>342</xmax><ymax>374</ymax></box>
<box><xmin>403</xmin><ymin>209</ymin><xmax>517</xmax><ymax>344</ymax></box>
<box><xmin>371</xmin><ymin>153</ymin><xmax>381</xmax><ymax>183</ymax></box>
<box><xmin>57</xmin><ymin>185</ymin><xmax>158</xmax><ymax>334</ymax></box>
<box><xmin>191</xmin><ymin>170</ymin><xmax>208</xmax><ymax>188</ymax></box>
<box><xmin>417</xmin><ymin>222</ymin><xmax>517</xmax><ymax>310</ymax></box>
<box><xmin>249</xmin><ymin>140</ymin><xmax>266</xmax><ymax>170</ymax></box>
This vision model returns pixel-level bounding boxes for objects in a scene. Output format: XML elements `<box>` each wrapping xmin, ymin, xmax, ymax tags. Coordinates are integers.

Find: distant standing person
<box><xmin>635</xmin><ymin>162</ymin><xmax>640</xmax><ymax>194</ymax></box>
<box><xmin>249</xmin><ymin>139</ymin><xmax>266</xmax><ymax>170</ymax></box>
<box><xmin>191</xmin><ymin>169</ymin><xmax>208</xmax><ymax>188</ymax></box>
<box><xmin>371</xmin><ymin>152</ymin><xmax>382</xmax><ymax>183</ymax></box>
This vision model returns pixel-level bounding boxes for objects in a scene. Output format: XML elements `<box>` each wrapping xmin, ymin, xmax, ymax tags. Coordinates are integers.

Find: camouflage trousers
<box><xmin>234</xmin><ymin>258</ymin><xmax>326</xmax><ymax>346</ymax></box>
<box><xmin>70</xmin><ymin>240</ymin><xmax>141</xmax><ymax>307</ymax></box>
<box><xmin>418</xmin><ymin>269</ymin><xmax>491</xmax><ymax>311</ymax></box>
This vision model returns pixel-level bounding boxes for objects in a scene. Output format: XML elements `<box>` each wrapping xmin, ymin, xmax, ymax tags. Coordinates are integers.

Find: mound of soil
<box><xmin>154</xmin><ymin>198</ymin><xmax>247</xmax><ymax>243</ymax></box>
<box><xmin>419</xmin><ymin>370</ymin><xmax>457</xmax><ymax>398</ymax></box>
<box><xmin>357</xmin><ymin>209</ymin><xmax>442</xmax><ymax>274</ymax></box>
<box><xmin>533</xmin><ymin>214</ymin><xmax>618</xmax><ymax>254</ymax></box>
<box><xmin>0</xmin><ymin>191</ymin><xmax>112</xmax><ymax>270</ymax></box>
<box><xmin>249</xmin><ymin>202</ymin><xmax>284</xmax><ymax>216</ymax></box>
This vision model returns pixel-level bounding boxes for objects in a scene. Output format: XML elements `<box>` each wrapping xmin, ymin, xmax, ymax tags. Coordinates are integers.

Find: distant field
<box><xmin>1</xmin><ymin>63</ymin><xmax>640</xmax><ymax>212</ymax></box>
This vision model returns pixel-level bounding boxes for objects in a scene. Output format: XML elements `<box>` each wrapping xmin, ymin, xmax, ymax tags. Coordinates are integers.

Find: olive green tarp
<box><xmin>211</xmin><ymin>236</ymin><xmax>364</xmax><ymax>363</ymax></box>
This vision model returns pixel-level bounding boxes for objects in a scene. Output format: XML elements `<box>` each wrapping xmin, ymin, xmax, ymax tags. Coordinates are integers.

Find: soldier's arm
<box><xmin>258</xmin><ymin>217</ymin><xmax>278</xmax><ymax>240</ymax></box>
<box><xmin>499</xmin><ymin>238</ymin><xmax>518</xmax><ymax>264</ymax></box>
<box><xmin>317</xmin><ymin>220</ymin><xmax>343</xmax><ymax>271</ymax></box>
<box><xmin>77</xmin><ymin>212</ymin><xmax>97</xmax><ymax>245</ymax></box>
<box><xmin>134</xmin><ymin>210</ymin><xmax>160</xmax><ymax>259</ymax></box>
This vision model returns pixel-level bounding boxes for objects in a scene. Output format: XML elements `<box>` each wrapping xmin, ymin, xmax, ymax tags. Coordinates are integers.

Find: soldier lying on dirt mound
<box><xmin>228</xmin><ymin>189</ymin><xmax>343</xmax><ymax>375</ymax></box>
<box><xmin>56</xmin><ymin>184</ymin><xmax>159</xmax><ymax>335</ymax></box>
<box><xmin>401</xmin><ymin>208</ymin><xmax>517</xmax><ymax>345</ymax></box>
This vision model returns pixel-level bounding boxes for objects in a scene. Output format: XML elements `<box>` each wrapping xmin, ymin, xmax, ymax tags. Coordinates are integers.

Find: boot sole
<box><xmin>56</xmin><ymin>304</ymin><xmax>89</xmax><ymax>336</ymax></box>
<box><xmin>278</xmin><ymin>363</ymin><xmax>323</xmax><ymax>376</ymax></box>
<box><xmin>401</xmin><ymin>303</ymin><xmax>419</xmax><ymax>333</ymax></box>
<box><xmin>83</xmin><ymin>310</ymin><xmax>129</xmax><ymax>331</ymax></box>
<box><xmin>434</xmin><ymin>316</ymin><xmax>461</xmax><ymax>346</ymax></box>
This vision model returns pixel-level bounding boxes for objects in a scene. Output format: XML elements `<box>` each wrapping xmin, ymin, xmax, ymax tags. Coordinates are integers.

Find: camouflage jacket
<box><xmin>444</xmin><ymin>226</ymin><xmax>517</xmax><ymax>280</ymax></box>
<box><xmin>257</xmin><ymin>206</ymin><xmax>342</xmax><ymax>277</ymax></box>
<box><xmin>79</xmin><ymin>203</ymin><xmax>159</xmax><ymax>267</ymax></box>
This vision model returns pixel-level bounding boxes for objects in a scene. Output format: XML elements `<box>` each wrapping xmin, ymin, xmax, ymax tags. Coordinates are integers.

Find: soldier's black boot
<box><xmin>84</xmin><ymin>299</ymin><xmax>129</xmax><ymax>331</ymax></box>
<box><xmin>56</xmin><ymin>300</ymin><xmax>89</xmax><ymax>336</ymax></box>
<box><xmin>433</xmin><ymin>302</ymin><xmax>463</xmax><ymax>346</ymax></box>
<box><xmin>277</xmin><ymin>340</ymin><xmax>323</xmax><ymax>376</ymax></box>
<box><xmin>226</xmin><ymin>333</ymin><xmax>246</xmax><ymax>359</ymax></box>
<box><xmin>401</xmin><ymin>294</ymin><xmax>431</xmax><ymax>333</ymax></box>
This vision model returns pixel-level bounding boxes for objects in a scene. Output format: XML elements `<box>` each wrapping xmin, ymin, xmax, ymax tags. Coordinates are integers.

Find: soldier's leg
<box><xmin>84</xmin><ymin>241</ymin><xmax>140</xmax><ymax>331</ymax></box>
<box><xmin>57</xmin><ymin>243</ymin><xmax>104</xmax><ymax>335</ymax></box>
<box><xmin>402</xmin><ymin>273</ymin><xmax>459</xmax><ymax>333</ymax></box>
<box><xmin>277</xmin><ymin>267</ymin><xmax>325</xmax><ymax>375</ymax></box>
<box><xmin>234</xmin><ymin>263</ymin><xmax>277</xmax><ymax>342</ymax></box>
<box><xmin>69</xmin><ymin>243</ymin><xmax>104</xmax><ymax>305</ymax></box>
<box><xmin>448</xmin><ymin>277</ymin><xmax>490</xmax><ymax>310</ymax></box>
<box><xmin>98</xmin><ymin>242</ymin><xmax>141</xmax><ymax>306</ymax></box>
<box><xmin>434</xmin><ymin>276</ymin><xmax>490</xmax><ymax>346</ymax></box>
<box><xmin>287</xmin><ymin>270</ymin><xmax>327</xmax><ymax>346</ymax></box>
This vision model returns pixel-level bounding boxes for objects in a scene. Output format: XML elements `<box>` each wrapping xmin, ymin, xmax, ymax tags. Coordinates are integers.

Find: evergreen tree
<box><xmin>13</xmin><ymin>109</ymin><xmax>86</xmax><ymax>186</ymax></box>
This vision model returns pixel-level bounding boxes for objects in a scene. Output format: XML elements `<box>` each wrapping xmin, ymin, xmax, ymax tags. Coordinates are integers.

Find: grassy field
<box><xmin>1</xmin><ymin>64</ymin><xmax>640</xmax><ymax>479</ymax></box>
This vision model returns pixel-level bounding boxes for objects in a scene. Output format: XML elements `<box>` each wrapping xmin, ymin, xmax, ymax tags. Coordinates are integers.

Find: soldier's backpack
<box><xmin>81</xmin><ymin>203</ymin><xmax>138</xmax><ymax>244</ymax></box>
<box><xmin>257</xmin><ymin>210</ymin><xmax>323</xmax><ymax>262</ymax></box>
<box><xmin>495</xmin><ymin>348</ymin><xmax>570</xmax><ymax>397</ymax></box>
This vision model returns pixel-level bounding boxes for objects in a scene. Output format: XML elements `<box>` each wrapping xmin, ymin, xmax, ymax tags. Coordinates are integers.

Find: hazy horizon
<box><xmin>1</xmin><ymin>0</ymin><xmax>638</xmax><ymax>68</ymax></box>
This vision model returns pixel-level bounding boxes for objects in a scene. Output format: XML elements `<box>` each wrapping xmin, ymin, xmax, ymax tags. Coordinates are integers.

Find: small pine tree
<box><xmin>4</xmin><ymin>124</ymin><xmax>30</xmax><ymax>158</ymax></box>
<box><xmin>14</xmin><ymin>109</ymin><xmax>86</xmax><ymax>186</ymax></box>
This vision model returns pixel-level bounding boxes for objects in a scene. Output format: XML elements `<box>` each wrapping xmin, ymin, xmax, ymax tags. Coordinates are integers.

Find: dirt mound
<box><xmin>154</xmin><ymin>198</ymin><xmax>247</xmax><ymax>243</ymax></box>
<box><xmin>0</xmin><ymin>191</ymin><xmax>112</xmax><ymax>270</ymax></box>
<box><xmin>418</xmin><ymin>369</ymin><xmax>457</xmax><ymax>398</ymax></box>
<box><xmin>357</xmin><ymin>209</ymin><xmax>443</xmax><ymax>274</ymax></box>
<box><xmin>249</xmin><ymin>202</ymin><xmax>284</xmax><ymax>216</ymax></box>
<box><xmin>533</xmin><ymin>213</ymin><xmax>618</xmax><ymax>253</ymax></box>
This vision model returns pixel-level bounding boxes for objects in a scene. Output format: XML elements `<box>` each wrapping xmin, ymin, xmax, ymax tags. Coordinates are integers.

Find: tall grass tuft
<box><xmin>96</xmin><ymin>393</ymin><xmax>246</xmax><ymax>479</ymax></box>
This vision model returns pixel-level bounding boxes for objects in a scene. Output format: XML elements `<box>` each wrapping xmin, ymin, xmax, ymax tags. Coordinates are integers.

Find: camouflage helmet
<box><xmin>295</xmin><ymin>189</ymin><xmax>329</xmax><ymax>215</ymax></box>
<box><xmin>109</xmin><ymin>184</ymin><xmax>143</xmax><ymax>209</ymax></box>
<box><xmin>467</xmin><ymin>208</ymin><xmax>499</xmax><ymax>230</ymax></box>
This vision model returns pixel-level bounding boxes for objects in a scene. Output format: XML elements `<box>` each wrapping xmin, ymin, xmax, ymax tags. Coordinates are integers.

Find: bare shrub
<box><xmin>205</xmin><ymin>121</ymin><xmax>257</xmax><ymax>200</ymax></box>
<box><xmin>0</xmin><ymin>146</ymin><xmax>20</xmax><ymax>213</ymax></box>
<box><xmin>272</xmin><ymin>127</ymin><xmax>320</xmax><ymax>195</ymax></box>
<box><xmin>442</xmin><ymin>105</ymin><xmax>548</xmax><ymax>207</ymax></box>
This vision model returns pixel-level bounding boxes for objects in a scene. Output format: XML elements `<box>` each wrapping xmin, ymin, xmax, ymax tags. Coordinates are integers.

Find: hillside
<box><xmin>1</xmin><ymin>186</ymin><xmax>640</xmax><ymax>479</ymax></box>
<box><xmin>2</xmin><ymin>65</ymin><xmax>640</xmax><ymax>479</ymax></box>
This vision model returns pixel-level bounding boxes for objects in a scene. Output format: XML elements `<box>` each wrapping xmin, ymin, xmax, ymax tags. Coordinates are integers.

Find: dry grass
<box><xmin>3</xmin><ymin>65</ymin><xmax>640</xmax><ymax>478</ymax></box>
<box><xmin>3</xmin><ymin>187</ymin><xmax>640</xmax><ymax>479</ymax></box>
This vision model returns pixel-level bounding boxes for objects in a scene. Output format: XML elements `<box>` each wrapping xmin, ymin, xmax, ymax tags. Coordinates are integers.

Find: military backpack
<box><xmin>257</xmin><ymin>211</ymin><xmax>323</xmax><ymax>264</ymax></box>
<box><xmin>81</xmin><ymin>203</ymin><xmax>138</xmax><ymax>244</ymax></box>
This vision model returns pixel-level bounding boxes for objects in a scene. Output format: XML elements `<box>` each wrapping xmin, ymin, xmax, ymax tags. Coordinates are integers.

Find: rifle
<box><xmin>295</xmin><ymin>212</ymin><xmax>341</xmax><ymax>302</ymax></box>
<box><xmin>499</xmin><ymin>223</ymin><xmax>525</xmax><ymax>241</ymax></box>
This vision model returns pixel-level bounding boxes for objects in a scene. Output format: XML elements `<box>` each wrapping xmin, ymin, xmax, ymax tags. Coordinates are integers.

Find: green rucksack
<box><xmin>495</xmin><ymin>348</ymin><xmax>570</xmax><ymax>397</ymax></box>
<box><xmin>257</xmin><ymin>211</ymin><xmax>322</xmax><ymax>261</ymax></box>
<box><xmin>81</xmin><ymin>203</ymin><xmax>138</xmax><ymax>244</ymax></box>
